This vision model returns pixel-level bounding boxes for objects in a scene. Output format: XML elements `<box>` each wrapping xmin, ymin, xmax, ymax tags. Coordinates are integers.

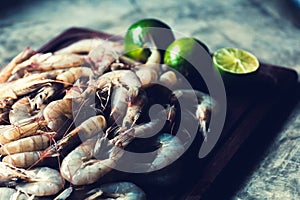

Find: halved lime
<box><xmin>213</xmin><ymin>48</ymin><xmax>259</xmax><ymax>74</ymax></box>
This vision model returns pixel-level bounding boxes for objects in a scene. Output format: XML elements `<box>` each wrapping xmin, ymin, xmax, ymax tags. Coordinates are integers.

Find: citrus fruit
<box><xmin>164</xmin><ymin>37</ymin><xmax>210</xmax><ymax>78</ymax></box>
<box><xmin>124</xmin><ymin>18</ymin><xmax>175</xmax><ymax>63</ymax></box>
<box><xmin>213</xmin><ymin>48</ymin><xmax>259</xmax><ymax>74</ymax></box>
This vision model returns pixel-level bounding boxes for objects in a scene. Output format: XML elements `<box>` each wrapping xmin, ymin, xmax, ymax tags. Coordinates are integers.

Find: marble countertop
<box><xmin>0</xmin><ymin>0</ymin><xmax>299</xmax><ymax>199</ymax></box>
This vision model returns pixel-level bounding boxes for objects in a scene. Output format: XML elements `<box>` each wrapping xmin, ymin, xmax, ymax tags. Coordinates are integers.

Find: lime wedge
<box><xmin>213</xmin><ymin>48</ymin><xmax>259</xmax><ymax>74</ymax></box>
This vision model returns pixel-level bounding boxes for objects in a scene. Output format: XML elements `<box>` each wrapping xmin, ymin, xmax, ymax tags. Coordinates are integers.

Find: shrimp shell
<box><xmin>55</xmin><ymin>38</ymin><xmax>123</xmax><ymax>55</ymax></box>
<box><xmin>0</xmin><ymin>188</ymin><xmax>31</xmax><ymax>200</ymax></box>
<box><xmin>0</xmin><ymin>47</ymin><xmax>36</xmax><ymax>83</ymax></box>
<box><xmin>9</xmin><ymin>96</ymin><xmax>44</xmax><ymax>125</ymax></box>
<box><xmin>85</xmin><ymin>182</ymin><xmax>146</xmax><ymax>200</ymax></box>
<box><xmin>16</xmin><ymin>167</ymin><xmax>65</xmax><ymax>196</ymax></box>
<box><xmin>148</xmin><ymin>134</ymin><xmax>185</xmax><ymax>172</ymax></box>
<box><xmin>40</xmin><ymin>115</ymin><xmax>106</xmax><ymax>162</ymax></box>
<box><xmin>97</xmin><ymin>70</ymin><xmax>141</xmax><ymax>98</ymax></box>
<box><xmin>121</xmin><ymin>91</ymin><xmax>147</xmax><ymax>130</ymax></box>
<box><xmin>133</xmin><ymin>48</ymin><xmax>161</xmax><ymax>87</ymax></box>
<box><xmin>56</xmin><ymin>67</ymin><xmax>93</xmax><ymax>86</ymax></box>
<box><xmin>12</xmin><ymin>53</ymin><xmax>84</xmax><ymax>74</ymax></box>
<box><xmin>159</xmin><ymin>70</ymin><xmax>177</xmax><ymax>88</ymax></box>
<box><xmin>172</xmin><ymin>89</ymin><xmax>215</xmax><ymax>140</ymax></box>
<box><xmin>0</xmin><ymin>78</ymin><xmax>54</xmax><ymax>100</ymax></box>
<box><xmin>0</xmin><ymin>121</ymin><xmax>47</xmax><ymax>144</ymax></box>
<box><xmin>55</xmin><ymin>115</ymin><xmax>107</xmax><ymax>152</ymax></box>
<box><xmin>43</xmin><ymin>98</ymin><xmax>73</xmax><ymax>131</ymax></box>
<box><xmin>2</xmin><ymin>151</ymin><xmax>43</xmax><ymax>168</ymax></box>
<box><xmin>109</xmin><ymin>86</ymin><xmax>128</xmax><ymax>124</ymax></box>
<box><xmin>60</xmin><ymin>138</ymin><xmax>120</xmax><ymax>185</ymax></box>
<box><xmin>0</xmin><ymin>135</ymin><xmax>50</xmax><ymax>155</ymax></box>
<box><xmin>0</xmin><ymin>162</ymin><xmax>30</xmax><ymax>184</ymax></box>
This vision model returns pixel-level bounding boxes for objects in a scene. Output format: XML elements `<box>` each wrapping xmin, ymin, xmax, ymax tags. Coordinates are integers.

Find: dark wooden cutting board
<box><xmin>38</xmin><ymin>27</ymin><xmax>299</xmax><ymax>200</ymax></box>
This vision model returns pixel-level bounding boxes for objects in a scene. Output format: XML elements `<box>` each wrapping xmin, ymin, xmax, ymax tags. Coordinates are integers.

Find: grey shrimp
<box><xmin>0</xmin><ymin>120</ymin><xmax>47</xmax><ymax>145</ymax></box>
<box><xmin>0</xmin><ymin>77</ymin><xmax>55</xmax><ymax>101</ymax></box>
<box><xmin>0</xmin><ymin>162</ymin><xmax>30</xmax><ymax>185</ymax></box>
<box><xmin>2</xmin><ymin>151</ymin><xmax>44</xmax><ymax>168</ymax></box>
<box><xmin>171</xmin><ymin>89</ymin><xmax>215</xmax><ymax>140</ymax></box>
<box><xmin>15</xmin><ymin>167</ymin><xmax>65</xmax><ymax>197</ymax></box>
<box><xmin>0</xmin><ymin>188</ymin><xmax>34</xmax><ymax>200</ymax></box>
<box><xmin>56</xmin><ymin>38</ymin><xmax>123</xmax><ymax>55</ymax></box>
<box><xmin>85</xmin><ymin>182</ymin><xmax>146</xmax><ymax>200</ymax></box>
<box><xmin>60</xmin><ymin>138</ymin><xmax>120</xmax><ymax>185</ymax></box>
<box><xmin>121</xmin><ymin>91</ymin><xmax>147</xmax><ymax>131</ymax></box>
<box><xmin>9</xmin><ymin>96</ymin><xmax>44</xmax><ymax>125</ymax></box>
<box><xmin>11</xmin><ymin>52</ymin><xmax>84</xmax><ymax>74</ymax></box>
<box><xmin>147</xmin><ymin>133</ymin><xmax>184</xmax><ymax>172</ymax></box>
<box><xmin>0</xmin><ymin>47</ymin><xmax>35</xmax><ymax>83</ymax></box>
<box><xmin>42</xmin><ymin>115</ymin><xmax>106</xmax><ymax>158</ymax></box>
<box><xmin>56</xmin><ymin>67</ymin><xmax>93</xmax><ymax>87</ymax></box>
<box><xmin>87</xmin><ymin>40</ymin><xmax>124</xmax><ymax>75</ymax></box>
<box><xmin>0</xmin><ymin>134</ymin><xmax>51</xmax><ymax>156</ymax></box>
<box><xmin>42</xmin><ymin>98</ymin><xmax>73</xmax><ymax>132</ymax></box>
<box><xmin>93</xmin><ymin>70</ymin><xmax>142</xmax><ymax>129</ymax></box>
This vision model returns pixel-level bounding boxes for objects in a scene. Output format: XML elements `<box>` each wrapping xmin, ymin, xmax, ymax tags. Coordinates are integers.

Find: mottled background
<box><xmin>0</xmin><ymin>0</ymin><xmax>299</xmax><ymax>199</ymax></box>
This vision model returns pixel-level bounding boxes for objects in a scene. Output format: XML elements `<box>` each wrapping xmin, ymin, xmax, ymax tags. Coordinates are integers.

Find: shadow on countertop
<box><xmin>280</xmin><ymin>0</ymin><xmax>300</xmax><ymax>28</ymax></box>
<box><xmin>246</xmin><ymin>0</ymin><xmax>300</xmax><ymax>28</ymax></box>
<box><xmin>0</xmin><ymin>0</ymin><xmax>40</xmax><ymax>17</ymax></box>
<box><xmin>0</xmin><ymin>0</ymin><xmax>32</xmax><ymax>10</ymax></box>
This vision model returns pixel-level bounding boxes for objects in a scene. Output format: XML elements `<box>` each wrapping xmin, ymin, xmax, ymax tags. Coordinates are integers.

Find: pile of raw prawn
<box><xmin>0</xmin><ymin>37</ymin><xmax>214</xmax><ymax>199</ymax></box>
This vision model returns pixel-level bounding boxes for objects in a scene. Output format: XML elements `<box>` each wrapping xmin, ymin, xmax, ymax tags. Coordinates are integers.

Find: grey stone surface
<box><xmin>0</xmin><ymin>0</ymin><xmax>299</xmax><ymax>199</ymax></box>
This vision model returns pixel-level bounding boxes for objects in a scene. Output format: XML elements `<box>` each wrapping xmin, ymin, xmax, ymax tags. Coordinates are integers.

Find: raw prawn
<box><xmin>56</xmin><ymin>67</ymin><xmax>93</xmax><ymax>87</ymax></box>
<box><xmin>0</xmin><ymin>120</ymin><xmax>47</xmax><ymax>144</ymax></box>
<box><xmin>55</xmin><ymin>38</ymin><xmax>123</xmax><ymax>55</ymax></box>
<box><xmin>171</xmin><ymin>89</ymin><xmax>215</xmax><ymax>140</ymax></box>
<box><xmin>43</xmin><ymin>115</ymin><xmax>106</xmax><ymax>157</ymax></box>
<box><xmin>112</xmin><ymin>118</ymin><xmax>167</xmax><ymax>148</ymax></box>
<box><xmin>7</xmin><ymin>67</ymin><xmax>64</xmax><ymax>82</ymax></box>
<box><xmin>2</xmin><ymin>151</ymin><xmax>44</xmax><ymax>168</ymax></box>
<box><xmin>15</xmin><ymin>167</ymin><xmax>65</xmax><ymax>196</ymax></box>
<box><xmin>86</xmin><ymin>40</ymin><xmax>124</xmax><ymax>75</ymax></box>
<box><xmin>43</xmin><ymin>98</ymin><xmax>73</xmax><ymax>132</ymax></box>
<box><xmin>0</xmin><ymin>77</ymin><xmax>54</xmax><ymax>101</ymax></box>
<box><xmin>1</xmin><ymin>163</ymin><xmax>64</xmax><ymax>196</ymax></box>
<box><xmin>30</xmin><ymin>83</ymin><xmax>62</xmax><ymax>110</ymax></box>
<box><xmin>85</xmin><ymin>182</ymin><xmax>146</xmax><ymax>200</ymax></box>
<box><xmin>11</xmin><ymin>52</ymin><xmax>85</xmax><ymax>74</ymax></box>
<box><xmin>0</xmin><ymin>134</ymin><xmax>51</xmax><ymax>156</ymax></box>
<box><xmin>0</xmin><ymin>47</ymin><xmax>35</xmax><ymax>83</ymax></box>
<box><xmin>0</xmin><ymin>162</ymin><xmax>30</xmax><ymax>185</ymax></box>
<box><xmin>9</xmin><ymin>97</ymin><xmax>43</xmax><ymax>125</ymax></box>
<box><xmin>109</xmin><ymin>86</ymin><xmax>129</xmax><ymax>125</ymax></box>
<box><xmin>60</xmin><ymin>117</ymin><xmax>161</xmax><ymax>185</ymax></box>
<box><xmin>59</xmin><ymin>137</ymin><xmax>120</xmax><ymax>185</ymax></box>
<box><xmin>133</xmin><ymin>48</ymin><xmax>161</xmax><ymax>87</ymax></box>
<box><xmin>0</xmin><ymin>188</ymin><xmax>33</xmax><ymax>200</ymax></box>
<box><xmin>147</xmin><ymin>133</ymin><xmax>185</xmax><ymax>172</ymax></box>
<box><xmin>92</xmin><ymin>70</ymin><xmax>142</xmax><ymax>128</ymax></box>
<box><xmin>159</xmin><ymin>70</ymin><xmax>178</xmax><ymax>88</ymax></box>
<box><xmin>96</xmin><ymin>70</ymin><xmax>141</xmax><ymax>99</ymax></box>
<box><xmin>121</xmin><ymin>91</ymin><xmax>147</xmax><ymax>130</ymax></box>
